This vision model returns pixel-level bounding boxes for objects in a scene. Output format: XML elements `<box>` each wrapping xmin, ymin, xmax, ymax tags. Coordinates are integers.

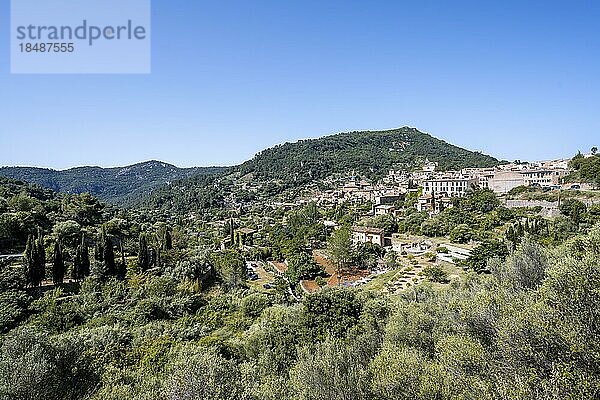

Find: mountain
<box><xmin>143</xmin><ymin>127</ymin><xmax>499</xmax><ymax>212</ymax></box>
<box><xmin>0</xmin><ymin>161</ymin><xmax>225</xmax><ymax>206</ymax></box>
<box><xmin>2</xmin><ymin>128</ymin><xmax>498</xmax><ymax>211</ymax></box>
<box><xmin>237</xmin><ymin>127</ymin><xmax>498</xmax><ymax>185</ymax></box>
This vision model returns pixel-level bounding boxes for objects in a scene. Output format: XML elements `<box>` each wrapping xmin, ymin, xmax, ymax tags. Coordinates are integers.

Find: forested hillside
<box><xmin>0</xmin><ymin>161</ymin><xmax>225</xmax><ymax>206</ymax></box>
<box><xmin>2</xmin><ymin>129</ymin><xmax>497</xmax><ymax>213</ymax></box>
<box><xmin>238</xmin><ymin>127</ymin><xmax>498</xmax><ymax>185</ymax></box>
<box><xmin>142</xmin><ymin>128</ymin><xmax>498</xmax><ymax>213</ymax></box>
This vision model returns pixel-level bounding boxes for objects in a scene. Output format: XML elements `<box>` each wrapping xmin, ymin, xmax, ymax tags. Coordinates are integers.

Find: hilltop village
<box><xmin>214</xmin><ymin>153</ymin><xmax>599</xmax><ymax>296</ymax></box>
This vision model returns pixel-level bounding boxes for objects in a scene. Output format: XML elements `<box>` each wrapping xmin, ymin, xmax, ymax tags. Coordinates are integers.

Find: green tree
<box><xmin>212</xmin><ymin>249</ymin><xmax>246</xmax><ymax>290</ymax></box>
<box><xmin>103</xmin><ymin>235</ymin><xmax>115</xmax><ymax>277</ymax></box>
<box><xmin>163</xmin><ymin>346</ymin><xmax>245</xmax><ymax>400</ymax></box>
<box><xmin>464</xmin><ymin>239</ymin><xmax>509</xmax><ymax>273</ymax></box>
<box><xmin>163</xmin><ymin>229</ymin><xmax>173</xmax><ymax>251</ymax></box>
<box><xmin>421</xmin><ymin>265</ymin><xmax>448</xmax><ymax>283</ymax></box>
<box><xmin>24</xmin><ymin>231</ymin><xmax>45</xmax><ymax>287</ymax></box>
<box><xmin>52</xmin><ymin>240</ymin><xmax>65</xmax><ymax>285</ymax></box>
<box><xmin>370</xmin><ymin>346</ymin><xmax>426</xmax><ymax>400</ymax></box>
<box><xmin>327</xmin><ymin>227</ymin><xmax>353</xmax><ymax>282</ymax></box>
<box><xmin>301</xmin><ymin>288</ymin><xmax>362</xmax><ymax>340</ymax></box>
<box><xmin>72</xmin><ymin>235</ymin><xmax>90</xmax><ymax>281</ymax></box>
<box><xmin>138</xmin><ymin>233</ymin><xmax>150</xmax><ymax>272</ymax></box>
<box><xmin>449</xmin><ymin>224</ymin><xmax>472</xmax><ymax>244</ymax></box>
<box><xmin>559</xmin><ymin>198</ymin><xmax>587</xmax><ymax>225</ymax></box>
<box><xmin>291</xmin><ymin>337</ymin><xmax>372</xmax><ymax>400</ymax></box>
<box><xmin>0</xmin><ymin>260</ymin><xmax>29</xmax><ymax>333</ymax></box>
<box><xmin>285</xmin><ymin>252</ymin><xmax>323</xmax><ymax>286</ymax></box>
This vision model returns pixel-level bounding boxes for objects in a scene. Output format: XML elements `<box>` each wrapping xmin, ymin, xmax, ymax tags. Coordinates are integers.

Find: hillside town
<box><xmin>311</xmin><ymin>157</ymin><xmax>588</xmax><ymax>213</ymax></box>
<box><xmin>214</xmin><ymin>152</ymin><xmax>599</xmax><ymax>297</ymax></box>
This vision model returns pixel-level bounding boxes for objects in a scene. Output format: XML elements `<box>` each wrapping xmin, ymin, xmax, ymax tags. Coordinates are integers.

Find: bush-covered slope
<box><xmin>0</xmin><ymin>161</ymin><xmax>225</xmax><ymax>206</ymax></box>
<box><xmin>237</xmin><ymin>127</ymin><xmax>498</xmax><ymax>184</ymax></box>
<box><xmin>142</xmin><ymin>128</ymin><xmax>498</xmax><ymax>212</ymax></box>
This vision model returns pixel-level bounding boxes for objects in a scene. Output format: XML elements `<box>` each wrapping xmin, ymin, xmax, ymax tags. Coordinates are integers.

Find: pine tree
<box><xmin>52</xmin><ymin>240</ymin><xmax>65</xmax><ymax>285</ymax></box>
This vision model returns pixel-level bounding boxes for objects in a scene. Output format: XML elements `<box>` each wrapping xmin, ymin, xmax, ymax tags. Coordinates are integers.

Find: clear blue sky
<box><xmin>1</xmin><ymin>0</ymin><xmax>599</xmax><ymax>169</ymax></box>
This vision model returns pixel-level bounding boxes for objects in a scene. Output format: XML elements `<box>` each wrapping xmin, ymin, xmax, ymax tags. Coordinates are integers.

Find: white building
<box><xmin>374</xmin><ymin>204</ymin><xmax>395</xmax><ymax>216</ymax></box>
<box><xmin>351</xmin><ymin>226</ymin><xmax>384</xmax><ymax>246</ymax></box>
<box><xmin>422</xmin><ymin>176</ymin><xmax>477</xmax><ymax>197</ymax></box>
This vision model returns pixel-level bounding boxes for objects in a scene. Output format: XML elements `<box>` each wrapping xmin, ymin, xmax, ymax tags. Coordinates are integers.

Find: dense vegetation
<box><xmin>0</xmin><ymin>161</ymin><xmax>225</xmax><ymax>206</ymax></box>
<box><xmin>1</xmin><ymin>146</ymin><xmax>599</xmax><ymax>399</ymax></box>
<box><xmin>566</xmin><ymin>151</ymin><xmax>600</xmax><ymax>188</ymax></box>
<box><xmin>143</xmin><ymin>128</ymin><xmax>498</xmax><ymax>213</ymax></box>
<box><xmin>237</xmin><ymin>127</ymin><xmax>498</xmax><ymax>185</ymax></box>
<box><xmin>1</xmin><ymin>171</ymin><xmax>599</xmax><ymax>399</ymax></box>
<box><xmin>1</xmin><ymin>222</ymin><xmax>599</xmax><ymax>399</ymax></box>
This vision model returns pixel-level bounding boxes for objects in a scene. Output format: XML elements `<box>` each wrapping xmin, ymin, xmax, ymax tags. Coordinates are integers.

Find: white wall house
<box><xmin>351</xmin><ymin>226</ymin><xmax>384</xmax><ymax>246</ymax></box>
<box><xmin>422</xmin><ymin>177</ymin><xmax>477</xmax><ymax>197</ymax></box>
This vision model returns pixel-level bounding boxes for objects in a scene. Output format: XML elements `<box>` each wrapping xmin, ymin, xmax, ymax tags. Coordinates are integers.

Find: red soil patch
<box><xmin>312</xmin><ymin>251</ymin><xmax>370</xmax><ymax>287</ymax></box>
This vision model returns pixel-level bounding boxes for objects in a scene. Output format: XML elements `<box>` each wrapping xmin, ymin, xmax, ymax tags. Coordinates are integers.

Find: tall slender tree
<box><xmin>52</xmin><ymin>240</ymin><xmax>65</xmax><ymax>285</ymax></box>
<box><xmin>163</xmin><ymin>229</ymin><xmax>173</xmax><ymax>251</ymax></box>
<box><xmin>116</xmin><ymin>240</ymin><xmax>127</xmax><ymax>280</ymax></box>
<box><xmin>95</xmin><ymin>229</ymin><xmax>105</xmax><ymax>265</ymax></box>
<box><xmin>80</xmin><ymin>235</ymin><xmax>91</xmax><ymax>278</ymax></box>
<box><xmin>103</xmin><ymin>235</ymin><xmax>116</xmax><ymax>277</ymax></box>
<box><xmin>36</xmin><ymin>231</ymin><xmax>46</xmax><ymax>285</ymax></box>
<box><xmin>138</xmin><ymin>234</ymin><xmax>150</xmax><ymax>272</ymax></box>
<box><xmin>23</xmin><ymin>234</ymin><xmax>36</xmax><ymax>287</ymax></box>
<box><xmin>73</xmin><ymin>238</ymin><xmax>84</xmax><ymax>281</ymax></box>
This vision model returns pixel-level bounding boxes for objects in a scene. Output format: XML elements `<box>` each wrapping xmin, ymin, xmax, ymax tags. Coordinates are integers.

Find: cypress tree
<box><xmin>80</xmin><ymin>236</ymin><xmax>90</xmax><ymax>278</ymax></box>
<box><xmin>149</xmin><ymin>248</ymin><xmax>156</xmax><ymax>268</ymax></box>
<box><xmin>163</xmin><ymin>229</ymin><xmax>173</xmax><ymax>251</ymax></box>
<box><xmin>52</xmin><ymin>240</ymin><xmax>65</xmax><ymax>285</ymax></box>
<box><xmin>95</xmin><ymin>229</ymin><xmax>105</xmax><ymax>264</ymax></box>
<box><xmin>116</xmin><ymin>241</ymin><xmax>127</xmax><ymax>280</ymax></box>
<box><xmin>23</xmin><ymin>234</ymin><xmax>35</xmax><ymax>287</ymax></box>
<box><xmin>138</xmin><ymin>234</ymin><xmax>149</xmax><ymax>272</ymax></box>
<box><xmin>73</xmin><ymin>243</ymin><xmax>83</xmax><ymax>281</ymax></box>
<box><xmin>35</xmin><ymin>232</ymin><xmax>46</xmax><ymax>286</ymax></box>
<box><xmin>155</xmin><ymin>247</ymin><xmax>161</xmax><ymax>268</ymax></box>
<box><xmin>30</xmin><ymin>240</ymin><xmax>40</xmax><ymax>286</ymax></box>
<box><xmin>103</xmin><ymin>235</ymin><xmax>116</xmax><ymax>277</ymax></box>
<box><xmin>516</xmin><ymin>221</ymin><xmax>524</xmax><ymax>237</ymax></box>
